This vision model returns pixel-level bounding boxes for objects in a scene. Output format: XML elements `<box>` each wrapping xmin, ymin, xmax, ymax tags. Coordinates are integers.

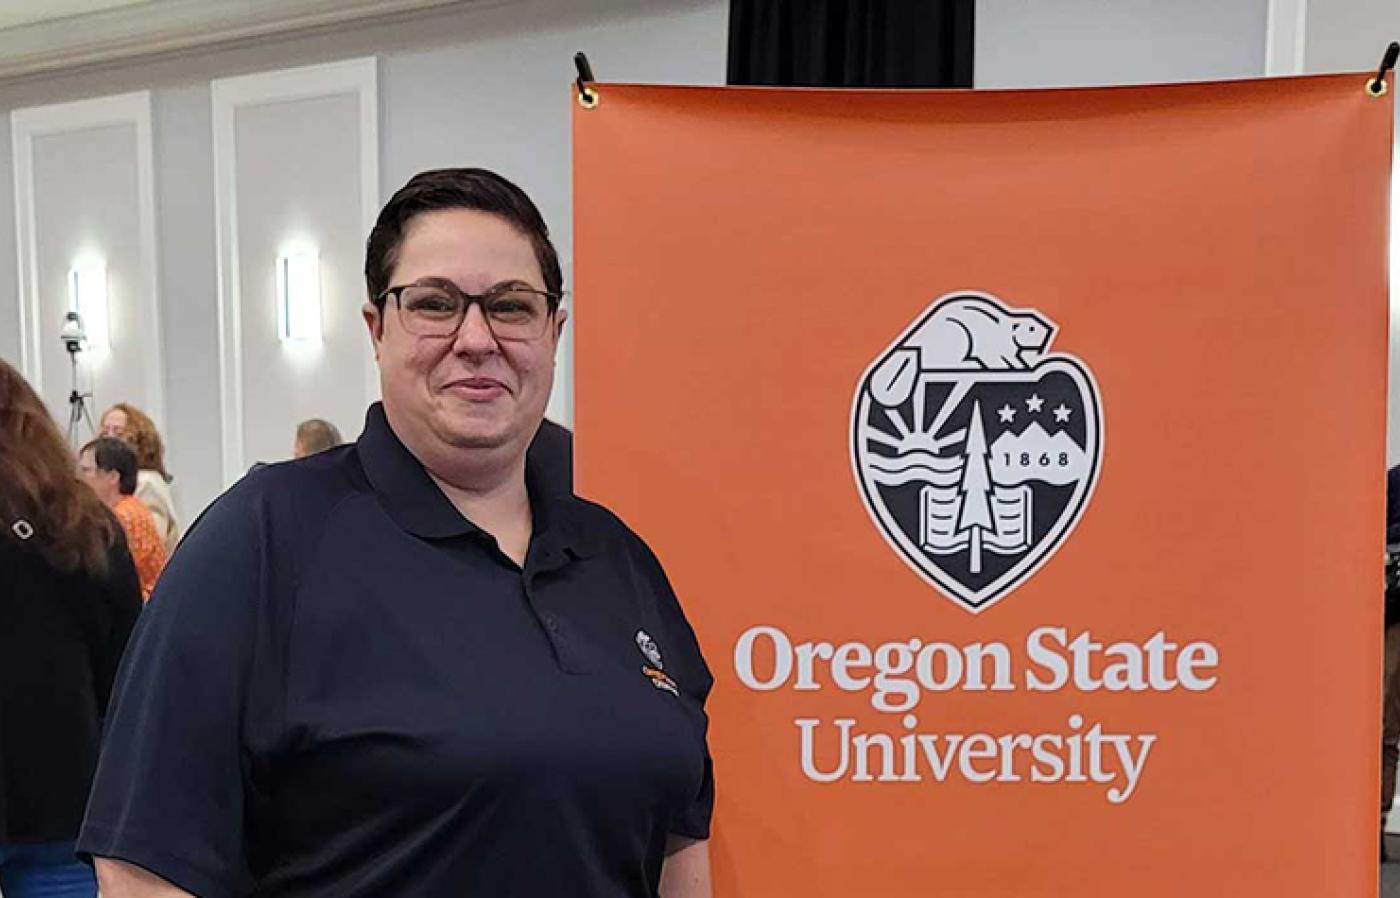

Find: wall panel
<box><xmin>212</xmin><ymin>58</ymin><xmax>378</xmax><ymax>481</ymax></box>
<box><xmin>11</xmin><ymin>92</ymin><xmax>161</xmax><ymax>439</ymax></box>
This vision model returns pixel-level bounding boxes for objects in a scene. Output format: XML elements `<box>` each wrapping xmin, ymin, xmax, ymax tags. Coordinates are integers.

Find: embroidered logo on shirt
<box><xmin>635</xmin><ymin>630</ymin><xmax>677</xmax><ymax>695</ymax></box>
<box><xmin>643</xmin><ymin>665</ymin><xmax>680</xmax><ymax>697</ymax></box>
<box><xmin>635</xmin><ymin>629</ymin><xmax>664</xmax><ymax>669</ymax></box>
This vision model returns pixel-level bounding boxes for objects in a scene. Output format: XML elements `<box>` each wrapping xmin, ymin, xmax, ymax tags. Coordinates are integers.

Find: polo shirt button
<box><xmin>545</xmin><ymin>616</ymin><xmax>560</xmax><ymax>632</ymax></box>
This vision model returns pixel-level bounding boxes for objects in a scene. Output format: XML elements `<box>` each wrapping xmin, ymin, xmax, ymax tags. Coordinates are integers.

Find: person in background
<box><xmin>100</xmin><ymin>403</ymin><xmax>180</xmax><ymax>554</ymax></box>
<box><xmin>78</xmin><ymin>438</ymin><xmax>166</xmax><ymax>601</ymax></box>
<box><xmin>1383</xmin><ymin>464</ymin><xmax>1400</xmax><ymax>861</ymax></box>
<box><xmin>0</xmin><ymin>359</ymin><xmax>142</xmax><ymax>898</ymax></box>
<box><xmin>293</xmin><ymin>418</ymin><xmax>343</xmax><ymax>459</ymax></box>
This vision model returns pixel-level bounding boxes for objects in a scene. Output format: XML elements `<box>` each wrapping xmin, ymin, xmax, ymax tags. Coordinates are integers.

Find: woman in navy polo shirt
<box><xmin>80</xmin><ymin>169</ymin><xmax>714</xmax><ymax>898</ymax></box>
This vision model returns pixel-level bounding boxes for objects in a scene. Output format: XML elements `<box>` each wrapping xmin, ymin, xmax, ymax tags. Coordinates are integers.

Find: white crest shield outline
<box><xmin>849</xmin><ymin>291</ymin><xmax>1104</xmax><ymax>614</ymax></box>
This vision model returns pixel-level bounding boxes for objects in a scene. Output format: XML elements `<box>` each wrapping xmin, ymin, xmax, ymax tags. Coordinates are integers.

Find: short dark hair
<box><xmin>83</xmin><ymin>437</ymin><xmax>138</xmax><ymax>495</ymax></box>
<box><xmin>365</xmin><ymin>168</ymin><xmax>563</xmax><ymax>309</ymax></box>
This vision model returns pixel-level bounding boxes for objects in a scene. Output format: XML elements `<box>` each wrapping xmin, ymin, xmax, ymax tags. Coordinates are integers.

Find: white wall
<box><xmin>30</xmin><ymin>123</ymin><xmax>152</xmax><ymax>426</ymax></box>
<box><xmin>974</xmin><ymin>0</ymin><xmax>1269</xmax><ymax>87</ymax></box>
<box><xmin>230</xmin><ymin>91</ymin><xmax>372</xmax><ymax>470</ymax></box>
<box><xmin>1303</xmin><ymin>0</ymin><xmax>1400</xmax><ymax>466</ymax></box>
<box><xmin>0</xmin><ymin>112</ymin><xmax>12</xmax><ymax>367</ymax></box>
<box><xmin>152</xmin><ymin>83</ymin><xmax>221</xmax><ymax>520</ymax></box>
<box><xmin>11</xmin><ymin>93</ymin><xmax>162</xmax><ymax>444</ymax></box>
<box><xmin>1305</xmin><ymin>0</ymin><xmax>1400</xmax><ymax>74</ymax></box>
<box><xmin>212</xmin><ymin>61</ymin><xmax>379</xmax><ymax>478</ymax></box>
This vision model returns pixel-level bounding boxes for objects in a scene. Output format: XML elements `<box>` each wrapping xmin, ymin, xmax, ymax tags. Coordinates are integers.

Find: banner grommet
<box><xmin>575</xmin><ymin>51</ymin><xmax>599</xmax><ymax>110</ymax></box>
<box><xmin>1368</xmin><ymin>41</ymin><xmax>1398</xmax><ymax>97</ymax></box>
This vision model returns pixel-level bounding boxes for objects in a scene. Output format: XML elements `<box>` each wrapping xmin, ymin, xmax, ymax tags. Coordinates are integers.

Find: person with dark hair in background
<box><xmin>292</xmin><ymin>418</ymin><xmax>343</xmax><ymax>459</ymax></box>
<box><xmin>82</xmin><ymin>168</ymin><xmax>714</xmax><ymax>898</ymax></box>
<box><xmin>100</xmin><ymin>403</ymin><xmax>180</xmax><ymax>554</ymax></box>
<box><xmin>78</xmin><ymin>438</ymin><xmax>166</xmax><ymax>601</ymax></box>
<box><xmin>0</xmin><ymin>360</ymin><xmax>142</xmax><ymax>898</ymax></box>
<box><xmin>1383</xmin><ymin>464</ymin><xmax>1400</xmax><ymax>861</ymax></box>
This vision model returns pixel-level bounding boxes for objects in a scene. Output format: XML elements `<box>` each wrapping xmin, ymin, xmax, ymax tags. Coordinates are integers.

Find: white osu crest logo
<box><xmin>850</xmin><ymin>292</ymin><xmax>1104</xmax><ymax>614</ymax></box>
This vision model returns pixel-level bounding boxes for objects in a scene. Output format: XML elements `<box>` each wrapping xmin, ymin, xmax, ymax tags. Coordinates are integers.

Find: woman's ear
<box><xmin>362</xmin><ymin>302</ymin><xmax>385</xmax><ymax>358</ymax></box>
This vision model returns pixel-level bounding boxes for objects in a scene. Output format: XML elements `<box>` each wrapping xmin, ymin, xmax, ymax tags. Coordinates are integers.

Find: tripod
<box><xmin>65</xmin><ymin>345</ymin><xmax>95</xmax><ymax>444</ymax></box>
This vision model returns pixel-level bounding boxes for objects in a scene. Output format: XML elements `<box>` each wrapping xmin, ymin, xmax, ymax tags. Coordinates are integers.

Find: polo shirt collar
<box><xmin>357</xmin><ymin>403</ymin><xmax>600</xmax><ymax>558</ymax></box>
<box><xmin>527</xmin><ymin>462</ymin><xmax>603</xmax><ymax>562</ymax></box>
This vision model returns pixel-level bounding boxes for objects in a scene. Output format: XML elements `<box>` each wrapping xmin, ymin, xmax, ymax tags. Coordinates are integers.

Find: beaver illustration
<box><xmin>904</xmin><ymin>295</ymin><xmax>1053</xmax><ymax>371</ymax></box>
<box><xmin>868</xmin><ymin>294</ymin><xmax>1055</xmax><ymax>407</ymax></box>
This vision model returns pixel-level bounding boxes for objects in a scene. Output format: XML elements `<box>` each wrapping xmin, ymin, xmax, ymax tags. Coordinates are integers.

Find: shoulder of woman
<box><xmin>136</xmin><ymin>471</ymin><xmax>177</xmax><ymax>510</ymax></box>
<box><xmin>137</xmin><ymin>469</ymin><xmax>171</xmax><ymax>494</ymax></box>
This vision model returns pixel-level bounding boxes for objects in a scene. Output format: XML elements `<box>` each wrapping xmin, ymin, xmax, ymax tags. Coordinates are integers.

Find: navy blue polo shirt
<box><xmin>78</xmin><ymin>403</ymin><xmax>714</xmax><ymax>898</ymax></box>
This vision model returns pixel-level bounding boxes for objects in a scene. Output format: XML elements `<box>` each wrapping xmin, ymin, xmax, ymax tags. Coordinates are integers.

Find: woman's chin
<box><xmin>434</xmin><ymin>414</ymin><xmax>514</xmax><ymax>451</ymax></box>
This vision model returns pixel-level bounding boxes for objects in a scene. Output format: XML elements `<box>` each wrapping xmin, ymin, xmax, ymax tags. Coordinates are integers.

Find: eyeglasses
<box><xmin>377</xmin><ymin>279</ymin><xmax>561</xmax><ymax>341</ymax></box>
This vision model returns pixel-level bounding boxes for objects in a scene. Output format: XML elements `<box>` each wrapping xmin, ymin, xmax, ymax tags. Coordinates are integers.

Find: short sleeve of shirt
<box><xmin>79</xmin><ymin>478</ymin><xmax>285</xmax><ymax>898</ymax></box>
<box><xmin>629</xmin><ymin>535</ymin><xmax>715</xmax><ymax>841</ymax></box>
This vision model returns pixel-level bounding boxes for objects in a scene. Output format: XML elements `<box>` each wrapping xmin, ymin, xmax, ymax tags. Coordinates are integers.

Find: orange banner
<box><xmin>575</xmin><ymin>75</ymin><xmax>1393</xmax><ymax>896</ymax></box>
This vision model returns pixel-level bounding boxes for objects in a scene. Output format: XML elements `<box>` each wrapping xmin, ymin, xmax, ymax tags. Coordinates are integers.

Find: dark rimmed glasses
<box><xmin>377</xmin><ymin>279</ymin><xmax>562</xmax><ymax>341</ymax></box>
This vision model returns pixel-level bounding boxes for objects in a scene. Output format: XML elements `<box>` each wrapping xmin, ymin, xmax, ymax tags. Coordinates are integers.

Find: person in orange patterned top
<box><xmin>79</xmin><ymin>438</ymin><xmax>166</xmax><ymax>600</ymax></box>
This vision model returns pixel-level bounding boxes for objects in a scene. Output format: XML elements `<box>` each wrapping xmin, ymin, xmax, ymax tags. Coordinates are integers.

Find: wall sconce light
<box><xmin>277</xmin><ymin>251</ymin><xmax>321</xmax><ymax>342</ymax></box>
<box><xmin>68</xmin><ymin>261</ymin><xmax>110</xmax><ymax>351</ymax></box>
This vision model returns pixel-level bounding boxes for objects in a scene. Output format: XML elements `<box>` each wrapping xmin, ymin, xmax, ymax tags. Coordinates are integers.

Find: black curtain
<box><xmin>727</xmin><ymin>0</ymin><xmax>973</xmax><ymax>88</ymax></box>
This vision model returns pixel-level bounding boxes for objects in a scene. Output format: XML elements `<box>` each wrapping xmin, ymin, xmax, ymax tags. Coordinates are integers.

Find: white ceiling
<box><xmin>0</xmin><ymin>0</ymin><xmax>471</xmax><ymax>81</ymax></box>
<box><xmin>0</xmin><ymin>0</ymin><xmax>149</xmax><ymax>31</ymax></box>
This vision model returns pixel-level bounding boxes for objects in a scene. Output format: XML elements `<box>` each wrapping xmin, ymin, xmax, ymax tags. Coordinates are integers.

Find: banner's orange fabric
<box><xmin>575</xmin><ymin>75</ymin><xmax>1393</xmax><ymax>896</ymax></box>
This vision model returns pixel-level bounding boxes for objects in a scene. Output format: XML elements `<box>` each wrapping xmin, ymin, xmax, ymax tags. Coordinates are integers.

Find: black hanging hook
<box><xmin>575</xmin><ymin>51</ymin><xmax>598</xmax><ymax>108</ymax></box>
<box><xmin>1369</xmin><ymin>41</ymin><xmax>1399</xmax><ymax>96</ymax></box>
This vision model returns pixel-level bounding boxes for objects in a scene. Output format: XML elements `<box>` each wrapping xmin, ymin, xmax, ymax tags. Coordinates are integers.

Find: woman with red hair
<box><xmin>0</xmin><ymin>360</ymin><xmax>142</xmax><ymax>898</ymax></box>
<box><xmin>99</xmin><ymin>402</ymin><xmax>180</xmax><ymax>553</ymax></box>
